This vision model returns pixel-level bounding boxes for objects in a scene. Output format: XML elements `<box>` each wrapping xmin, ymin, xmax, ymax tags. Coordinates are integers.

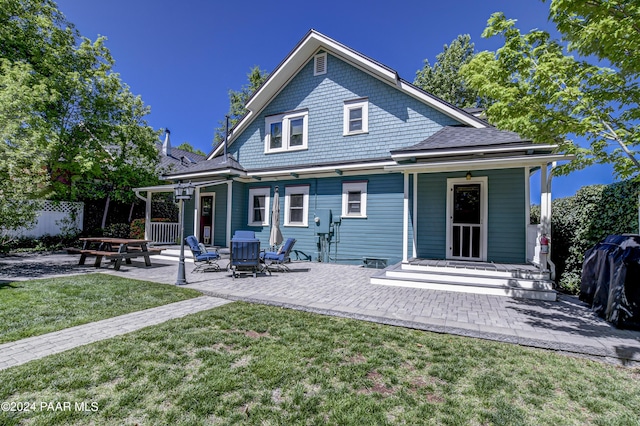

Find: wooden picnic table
<box><xmin>75</xmin><ymin>237</ymin><xmax>161</xmax><ymax>271</ymax></box>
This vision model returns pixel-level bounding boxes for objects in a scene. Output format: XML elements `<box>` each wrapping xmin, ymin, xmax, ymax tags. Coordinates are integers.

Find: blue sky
<box><xmin>54</xmin><ymin>0</ymin><xmax>616</xmax><ymax>199</ymax></box>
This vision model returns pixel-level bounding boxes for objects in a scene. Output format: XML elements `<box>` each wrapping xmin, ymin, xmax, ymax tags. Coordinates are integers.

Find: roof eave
<box><xmin>391</xmin><ymin>144</ymin><xmax>558</xmax><ymax>161</ymax></box>
<box><xmin>386</xmin><ymin>153</ymin><xmax>573</xmax><ymax>173</ymax></box>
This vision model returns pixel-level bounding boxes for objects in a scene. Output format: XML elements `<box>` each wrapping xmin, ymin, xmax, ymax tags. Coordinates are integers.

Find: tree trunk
<box><xmin>101</xmin><ymin>195</ymin><xmax>110</xmax><ymax>229</ymax></box>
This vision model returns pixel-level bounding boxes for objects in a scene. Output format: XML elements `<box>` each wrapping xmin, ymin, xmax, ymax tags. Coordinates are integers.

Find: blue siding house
<box><xmin>136</xmin><ymin>30</ymin><xmax>568</xmax><ymax>299</ymax></box>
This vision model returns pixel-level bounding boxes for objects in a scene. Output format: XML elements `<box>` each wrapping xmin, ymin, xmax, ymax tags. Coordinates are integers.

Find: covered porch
<box><xmin>133</xmin><ymin>180</ymin><xmax>233</xmax><ymax>247</ymax></box>
<box><xmin>378</xmin><ymin>127</ymin><xmax>571</xmax><ymax>300</ymax></box>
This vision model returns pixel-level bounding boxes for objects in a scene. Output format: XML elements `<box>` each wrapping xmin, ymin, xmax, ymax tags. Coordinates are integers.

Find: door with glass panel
<box><xmin>447</xmin><ymin>179</ymin><xmax>487</xmax><ymax>261</ymax></box>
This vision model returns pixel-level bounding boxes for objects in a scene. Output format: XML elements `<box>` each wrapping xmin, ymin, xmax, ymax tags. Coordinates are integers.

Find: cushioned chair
<box><xmin>185</xmin><ymin>235</ymin><xmax>221</xmax><ymax>272</ymax></box>
<box><xmin>260</xmin><ymin>238</ymin><xmax>296</xmax><ymax>272</ymax></box>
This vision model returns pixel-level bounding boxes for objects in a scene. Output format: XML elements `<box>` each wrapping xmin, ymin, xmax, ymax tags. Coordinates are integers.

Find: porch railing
<box><xmin>149</xmin><ymin>222</ymin><xmax>180</xmax><ymax>244</ymax></box>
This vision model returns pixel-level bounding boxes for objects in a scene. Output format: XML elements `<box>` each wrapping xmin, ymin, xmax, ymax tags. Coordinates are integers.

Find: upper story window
<box><xmin>343</xmin><ymin>99</ymin><xmax>368</xmax><ymax>136</ymax></box>
<box><xmin>285</xmin><ymin>185</ymin><xmax>309</xmax><ymax>227</ymax></box>
<box><xmin>342</xmin><ymin>181</ymin><xmax>367</xmax><ymax>218</ymax></box>
<box><xmin>265</xmin><ymin>110</ymin><xmax>309</xmax><ymax>154</ymax></box>
<box><xmin>248</xmin><ymin>187</ymin><xmax>270</xmax><ymax>226</ymax></box>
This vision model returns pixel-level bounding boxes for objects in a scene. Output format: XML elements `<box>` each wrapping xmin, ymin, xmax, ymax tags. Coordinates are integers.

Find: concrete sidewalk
<box><xmin>1</xmin><ymin>253</ymin><xmax>640</xmax><ymax>368</ymax></box>
<box><xmin>0</xmin><ymin>296</ymin><xmax>230</xmax><ymax>371</ymax></box>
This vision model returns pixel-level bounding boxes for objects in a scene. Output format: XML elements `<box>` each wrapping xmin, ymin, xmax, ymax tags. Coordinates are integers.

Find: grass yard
<box><xmin>0</xmin><ymin>302</ymin><xmax>638</xmax><ymax>425</ymax></box>
<box><xmin>0</xmin><ymin>274</ymin><xmax>201</xmax><ymax>344</ymax></box>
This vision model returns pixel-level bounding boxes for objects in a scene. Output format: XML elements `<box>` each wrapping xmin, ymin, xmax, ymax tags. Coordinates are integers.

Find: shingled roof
<box><xmin>162</xmin><ymin>153</ymin><xmax>245</xmax><ymax>179</ymax></box>
<box><xmin>391</xmin><ymin>126</ymin><xmax>531</xmax><ymax>155</ymax></box>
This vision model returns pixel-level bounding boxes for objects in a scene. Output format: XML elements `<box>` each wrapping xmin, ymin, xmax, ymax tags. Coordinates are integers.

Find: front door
<box><xmin>199</xmin><ymin>194</ymin><xmax>215</xmax><ymax>245</ymax></box>
<box><xmin>446</xmin><ymin>178</ymin><xmax>487</xmax><ymax>261</ymax></box>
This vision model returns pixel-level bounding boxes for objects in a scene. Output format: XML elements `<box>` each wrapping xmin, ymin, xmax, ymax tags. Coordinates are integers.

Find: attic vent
<box><xmin>314</xmin><ymin>52</ymin><xmax>327</xmax><ymax>76</ymax></box>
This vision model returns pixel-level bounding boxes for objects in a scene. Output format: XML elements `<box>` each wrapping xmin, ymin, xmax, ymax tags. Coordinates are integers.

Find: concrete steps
<box><xmin>150</xmin><ymin>246</ymin><xmax>193</xmax><ymax>263</ymax></box>
<box><xmin>371</xmin><ymin>262</ymin><xmax>557</xmax><ymax>301</ymax></box>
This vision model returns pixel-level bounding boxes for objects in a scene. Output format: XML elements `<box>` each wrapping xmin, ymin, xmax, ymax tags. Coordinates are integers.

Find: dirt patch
<box><xmin>243</xmin><ymin>330</ymin><xmax>271</xmax><ymax>339</ymax></box>
<box><xmin>347</xmin><ymin>353</ymin><xmax>367</xmax><ymax>364</ymax></box>
<box><xmin>357</xmin><ymin>370</ymin><xmax>397</xmax><ymax>396</ymax></box>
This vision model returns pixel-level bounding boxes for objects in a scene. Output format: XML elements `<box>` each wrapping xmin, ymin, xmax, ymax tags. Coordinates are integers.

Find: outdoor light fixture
<box><xmin>466</xmin><ymin>171</ymin><xmax>472</xmax><ymax>180</ymax></box>
<box><xmin>174</xmin><ymin>182</ymin><xmax>195</xmax><ymax>285</ymax></box>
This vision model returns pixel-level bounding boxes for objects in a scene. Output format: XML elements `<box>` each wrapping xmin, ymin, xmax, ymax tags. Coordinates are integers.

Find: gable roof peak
<box><xmin>212</xmin><ymin>30</ymin><xmax>487</xmax><ymax>159</ymax></box>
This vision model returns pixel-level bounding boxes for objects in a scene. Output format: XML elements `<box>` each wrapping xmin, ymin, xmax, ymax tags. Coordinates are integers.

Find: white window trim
<box><xmin>284</xmin><ymin>185</ymin><xmax>309</xmax><ymax>227</ymax></box>
<box><xmin>342</xmin><ymin>181</ymin><xmax>367</xmax><ymax>218</ymax></box>
<box><xmin>314</xmin><ymin>52</ymin><xmax>327</xmax><ymax>76</ymax></box>
<box><xmin>264</xmin><ymin>110</ymin><xmax>309</xmax><ymax>154</ymax></box>
<box><xmin>343</xmin><ymin>99</ymin><xmax>369</xmax><ymax>136</ymax></box>
<box><xmin>248</xmin><ymin>187</ymin><xmax>270</xmax><ymax>226</ymax></box>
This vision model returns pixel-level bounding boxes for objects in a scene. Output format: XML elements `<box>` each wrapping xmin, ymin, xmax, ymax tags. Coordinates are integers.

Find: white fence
<box><xmin>150</xmin><ymin>222</ymin><xmax>180</xmax><ymax>244</ymax></box>
<box><xmin>11</xmin><ymin>201</ymin><xmax>84</xmax><ymax>237</ymax></box>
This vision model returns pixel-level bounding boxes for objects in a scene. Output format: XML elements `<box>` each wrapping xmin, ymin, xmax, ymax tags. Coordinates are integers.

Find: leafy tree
<box><xmin>1</xmin><ymin>0</ymin><xmax>159</xmax><ymax>235</ymax></box>
<box><xmin>414</xmin><ymin>34</ymin><xmax>486</xmax><ymax>109</ymax></box>
<box><xmin>461</xmin><ymin>2</ymin><xmax>640</xmax><ymax>179</ymax></box>
<box><xmin>176</xmin><ymin>142</ymin><xmax>206</xmax><ymax>157</ymax></box>
<box><xmin>214</xmin><ymin>65</ymin><xmax>268</xmax><ymax>145</ymax></box>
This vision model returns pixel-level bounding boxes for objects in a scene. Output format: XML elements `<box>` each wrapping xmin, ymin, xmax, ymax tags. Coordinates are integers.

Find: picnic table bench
<box><xmin>69</xmin><ymin>238</ymin><xmax>163</xmax><ymax>271</ymax></box>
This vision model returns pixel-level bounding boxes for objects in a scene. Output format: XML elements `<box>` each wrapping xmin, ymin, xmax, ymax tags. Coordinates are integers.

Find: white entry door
<box><xmin>446</xmin><ymin>177</ymin><xmax>487</xmax><ymax>261</ymax></box>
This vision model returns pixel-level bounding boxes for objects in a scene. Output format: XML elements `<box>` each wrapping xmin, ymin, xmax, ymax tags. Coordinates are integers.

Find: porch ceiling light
<box><xmin>466</xmin><ymin>171</ymin><xmax>472</xmax><ymax>180</ymax></box>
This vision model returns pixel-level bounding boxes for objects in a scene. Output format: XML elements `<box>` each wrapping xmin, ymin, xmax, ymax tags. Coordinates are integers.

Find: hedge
<box><xmin>541</xmin><ymin>179</ymin><xmax>639</xmax><ymax>293</ymax></box>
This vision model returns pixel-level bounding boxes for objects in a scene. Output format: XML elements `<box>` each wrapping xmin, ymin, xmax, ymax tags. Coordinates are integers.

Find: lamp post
<box><xmin>174</xmin><ymin>182</ymin><xmax>194</xmax><ymax>285</ymax></box>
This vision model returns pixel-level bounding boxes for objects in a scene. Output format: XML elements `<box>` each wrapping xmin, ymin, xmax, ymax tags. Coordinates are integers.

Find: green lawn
<box><xmin>1</xmin><ymin>302</ymin><xmax>638</xmax><ymax>425</ymax></box>
<box><xmin>0</xmin><ymin>274</ymin><xmax>201</xmax><ymax>344</ymax></box>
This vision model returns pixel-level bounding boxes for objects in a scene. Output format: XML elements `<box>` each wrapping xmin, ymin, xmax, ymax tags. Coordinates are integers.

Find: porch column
<box><xmin>145</xmin><ymin>192</ymin><xmax>151</xmax><ymax>241</ymax></box>
<box><xmin>402</xmin><ymin>172</ymin><xmax>409</xmax><ymax>263</ymax></box>
<box><xmin>412</xmin><ymin>172</ymin><xmax>417</xmax><ymax>259</ymax></box>
<box><xmin>540</xmin><ymin>163</ymin><xmax>550</xmax><ymax>236</ymax></box>
<box><xmin>540</xmin><ymin>163</ymin><xmax>551</xmax><ymax>271</ymax></box>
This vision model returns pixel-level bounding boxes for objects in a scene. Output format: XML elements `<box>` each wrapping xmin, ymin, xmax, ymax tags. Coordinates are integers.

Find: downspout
<box><xmin>135</xmin><ymin>189</ymin><xmax>151</xmax><ymax>241</ymax></box>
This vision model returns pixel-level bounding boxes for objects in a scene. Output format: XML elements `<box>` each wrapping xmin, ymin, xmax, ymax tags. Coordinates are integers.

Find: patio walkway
<box><xmin>1</xmin><ymin>253</ymin><xmax>640</xmax><ymax>368</ymax></box>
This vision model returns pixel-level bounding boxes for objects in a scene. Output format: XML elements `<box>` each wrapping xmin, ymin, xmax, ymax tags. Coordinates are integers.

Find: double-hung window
<box><xmin>248</xmin><ymin>187</ymin><xmax>270</xmax><ymax>226</ymax></box>
<box><xmin>265</xmin><ymin>110</ymin><xmax>309</xmax><ymax>153</ymax></box>
<box><xmin>343</xmin><ymin>99</ymin><xmax>368</xmax><ymax>136</ymax></box>
<box><xmin>285</xmin><ymin>185</ymin><xmax>309</xmax><ymax>227</ymax></box>
<box><xmin>342</xmin><ymin>181</ymin><xmax>367</xmax><ymax>218</ymax></box>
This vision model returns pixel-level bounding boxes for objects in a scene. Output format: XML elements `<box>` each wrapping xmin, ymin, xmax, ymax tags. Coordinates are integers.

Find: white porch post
<box><xmin>402</xmin><ymin>172</ymin><xmax>409</xmax><ymax>263</ymax></box>
<box><xmin>540</xmin><ymin>163</ymin><xmax>550</xmax><ymax>270</ymax></box>
<box><xmin>145</xmin><ymin>192</ymin><xmax>151</xmax><ymax>241</ymax></box>
<box><xmin>412</xmin><ymin>172</ymin><xmax>418</xmax><ymax>259</ymax></box>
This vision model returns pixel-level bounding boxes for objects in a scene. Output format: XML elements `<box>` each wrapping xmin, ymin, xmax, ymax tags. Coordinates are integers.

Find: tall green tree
<box><xmin>214</xmin><ymin>65</ymin><xmax>268</xmax><ymax>145</ymax></box>
<box><xmin>414</xmin><ymin>34</ymin><xmax>485</xmax><ymax>108</ymax></box>
<box><xmin>176</xmin><ymin>142</ymin><xmax>206</xmax><ymax>157</ymax></box>
<box><xmin>461</xmin><ymin>1</ymin><xmax>640</xmax><ymax>179</ymax></box>
<box><xmin>1</xmin><ymin>0</ymin><xmax>159</xmax><ymax>237</ymax></box>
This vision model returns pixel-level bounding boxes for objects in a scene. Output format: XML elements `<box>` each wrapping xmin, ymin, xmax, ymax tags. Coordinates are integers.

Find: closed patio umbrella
<box><xmin>269</xmin><ymin>187</ymin><xmax>283</xmax><ymax>249</ymax></box>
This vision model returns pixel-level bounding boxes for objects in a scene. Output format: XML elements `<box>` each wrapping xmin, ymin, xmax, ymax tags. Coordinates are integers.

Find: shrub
<box><xmin>548</xmin><ymin>179</ymin><xmax>639</xmax><ymax>293</ymax></box>
<box><xmin>103</xmin><ymin>223</ymin><xmax>131</xmax><ymax>239</ymax></box>
<box><xmin>130</xmin><ymin>219</ymin><xmax>145</xmax><ymax>239</ymax></box>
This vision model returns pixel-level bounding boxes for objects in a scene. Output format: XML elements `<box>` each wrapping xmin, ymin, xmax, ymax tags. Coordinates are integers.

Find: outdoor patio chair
<box><xmin>185</xmin><ymin>235</ymin><xmax>221</xmax><ymax>272</ymax></box>
<box><xmin>260</xmin><ymin>238</ymin><xmax>296</xmax><ymax>272</ymax></box>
